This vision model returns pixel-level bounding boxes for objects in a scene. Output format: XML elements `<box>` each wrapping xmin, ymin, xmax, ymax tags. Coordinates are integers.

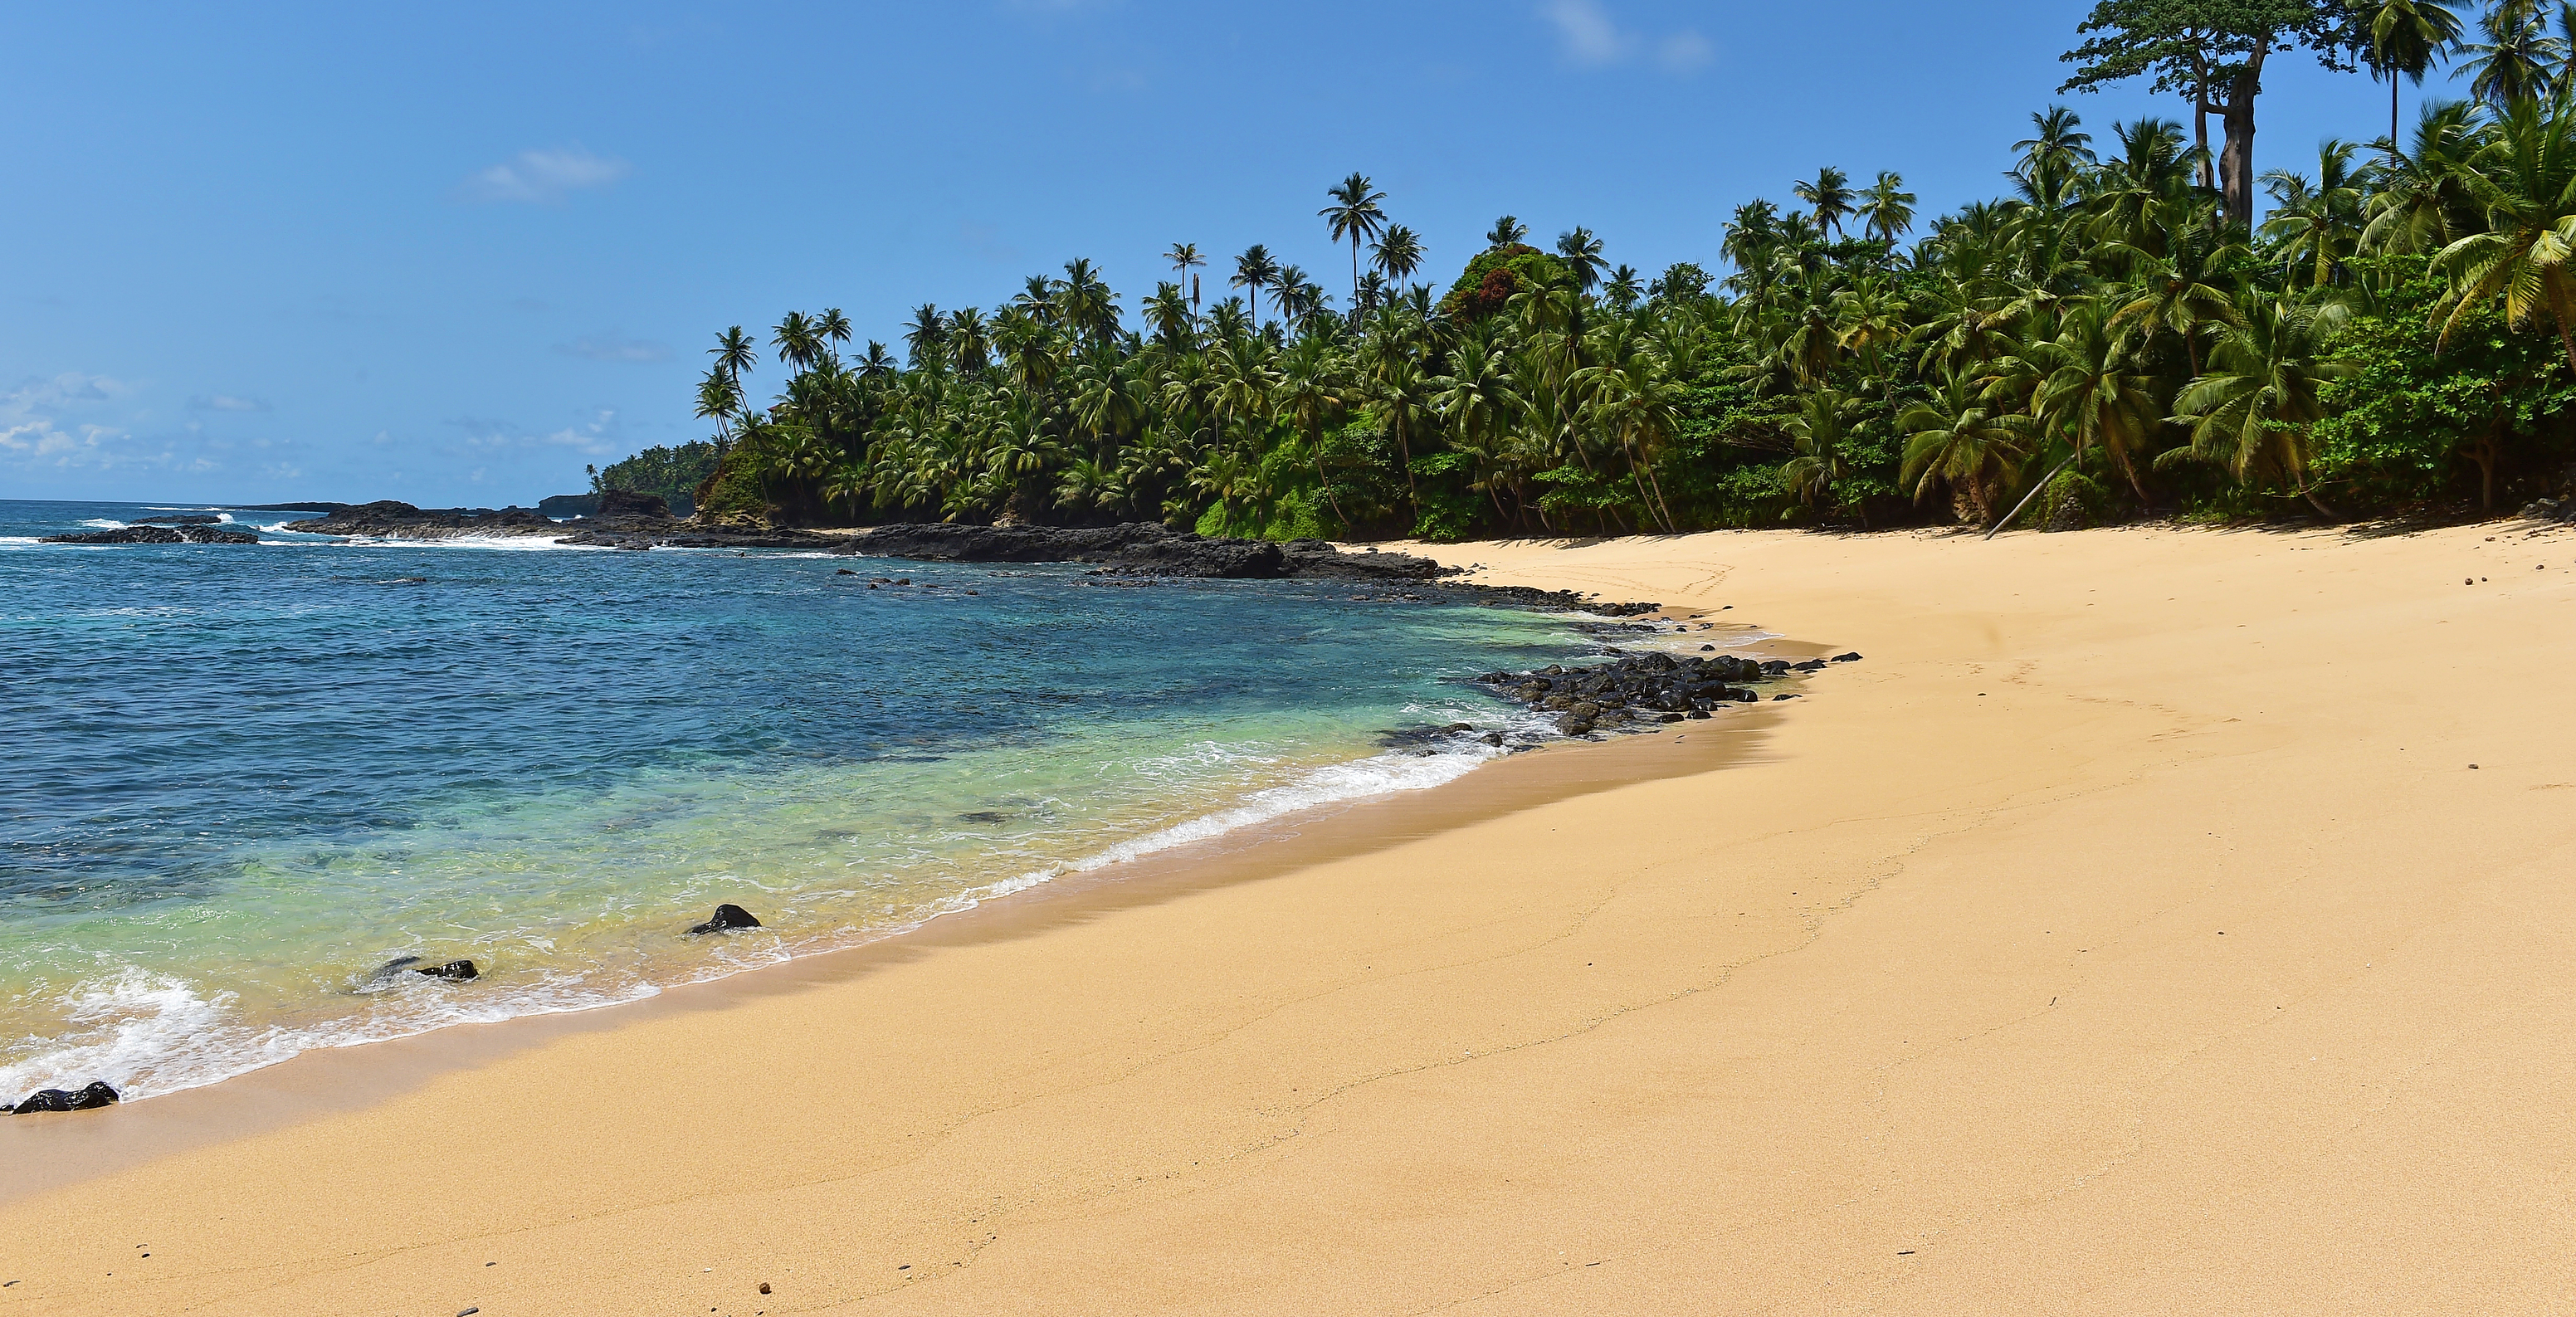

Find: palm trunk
<box><xmin>2391</xmin><ymin>76</ymin><xmax>2401</xmax><ymax>154</ymax></box>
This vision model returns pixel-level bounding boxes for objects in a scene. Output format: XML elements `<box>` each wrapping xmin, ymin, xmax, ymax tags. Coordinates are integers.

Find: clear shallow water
<box><xmin>1</xmin><ymin>499</ymin><xmax>1603</xmax><ymax>1101</ymax></box>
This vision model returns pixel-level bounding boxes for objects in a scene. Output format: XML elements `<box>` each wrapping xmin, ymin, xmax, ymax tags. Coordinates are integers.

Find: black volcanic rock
<box><xmin>130</xmin><ymin>514</ymin><xmax>221</xmax><ymax>525</ymax></box>
<box><xmin>686</xmin><ymin>904</ymin><xmax>763</xmax><ymax>935</ymax></box>
<box><xmin>538</xmin><ymin>493</ymin><xmax>600</xmax><ymax>518</ymax></box>
<box><xmin>593</xmin><ymin>488</ymin><xmax>669</xmax><ymax>518</ymax></box>
<box><xmin>42</xmin><ymin>524</ymin><xmax>257</xmax><ymax>544</ymax></box>
<box><xmin>6</xmin><ymin>1081</ymin><xmax>119</xmax><ymax>1114</ymax></box>
<box><xmin>843</xmin><ymin>522</ymin><xmax>1457</xmax><ymax>582</ymax></box>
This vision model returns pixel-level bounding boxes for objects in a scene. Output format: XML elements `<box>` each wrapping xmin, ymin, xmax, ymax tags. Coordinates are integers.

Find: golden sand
<box><xmin>3</xmin><ymin>521</ymin><xmax>2572</xmax><ymax>1315</ymax></box>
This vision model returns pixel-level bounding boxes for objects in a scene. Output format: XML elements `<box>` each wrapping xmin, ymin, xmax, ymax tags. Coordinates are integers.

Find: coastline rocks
<box><xmin>842</xmin><ymin>522</ymin><xmax>1455</xmax><ymax>582</ymax></box>
<box><xmin>369</xmin><ymin>955</ymin><xmax>481</xmax><ymax>983</ymax></box>
<box><xmin>1481</xmin><ymin>648</ymin><xmax>1795</xmax><ymax>739</ymax></box>
<box><xmin>288</xmin><ymin>494</ymin><xmax>840</xmax><ymax>550</ymax></box>
<box><xmin>41</xmin><ymin>524</ymin><xmax>259</xmax><ymax>544</ymax></box>
<box><xmin>6</xmin><ymin>1081</ymin><xmax>120</xmax><ymax>1115</ymax></box>
<box><xmin>686</xmin><ymin>903</ymin><xmax>763</xmax><ymax>935</ymax></box>
<box><xmin>538</xmin><ymin>492</ymin><xmax>600</xmax><ymax>518</ymax></box>
<box><xmin>131</xmin><ymin>514</ymin><xmax>221</xmax><ymax>525</ymax></box>
<box><xmin>285</xmin><ymin>500</ymin><xmax>558</xmax><ymax>539</ymax></box>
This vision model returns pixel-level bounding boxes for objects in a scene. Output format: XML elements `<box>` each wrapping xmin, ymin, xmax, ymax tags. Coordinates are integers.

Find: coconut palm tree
<box><xmin>1859</xmin><ymin>172</ymin><xmax>1918</xmax><ymax>245</ymax></box>
<box><xmin>2359</xmin><ymin>0</ymin><xmax>2468</xmax><ymax>144</ymax></box>
<box><xmin>1486</xmin><ymin>215</ymin><xmax>1529</xmax><ymax>247</ymax></box>
<box><xmin>1370</xmin><ymin>224</ymin><xmax>1425</xmax><ymax>286</ymax></box>
<box><xmin>2260</xmin><ymin>140</ymin><xmax>2369</xmax><ymax>288</ymax></box>
<box><xmin>1320</xmin><ymin>173</ymin><xmax>1389</xmax><ymax>303</ymax></box>
<box><xmin>1554</xmin><ymin>227</ymin><xmax>1607</xmax><ymax>290</ymax></box>
<box><xmin>1231</xmin><ymin>244</ymin><xmax>1279</xmax><ymax>330</ymax></box>
<box><xmin>901</xmin><ymin>304</ymin><xmax>946</xmax><ymax>368</ymax></box>
<box><xmin>2169</xmin><ymin>294</ymin><xmax>2355</xmax><ymax>515</ymax></box>
<box><xmin>1900</xmin><ymin>370</ymin><xmax>2033</xmax><ymax>528</ymax></box>
<box><xmin>1792</xmin><ymin>166</ymin><xmax>1856</xmax><ymax>237</ymax></box>
<box><xmin>710</xmin><ymin>325</ymin><xmax>758</xmax><ymax>393</ymax></box>
<box><xmin>2430</xmin><ymin>95</ymin><xmax>2576</xmax><ymax>375</ymax></box>
<box><xmin>1779</xmin><ymin>388</ymin><xmax>1852</xmax><ymax>512</ymax></box>
<box><xmin>1166</xmin><ymin>242</ymin><xmax>1206</xmax><ymax>310</ymax></box>
<box><xmin>2457</xmin><ymin>2</ymin><xmax>2564</xmax><ymax>108</ymax></box>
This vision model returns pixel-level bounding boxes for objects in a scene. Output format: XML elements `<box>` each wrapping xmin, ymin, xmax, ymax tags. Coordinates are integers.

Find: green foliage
<box><xmin>595</xmin><ymin>441</ymin><xmax>720</xmax><ymax>515</ymax></box>
<box><xmin>2316</xmin><ymin>263</ymin><xmax>2576</xmax><ymax>510</ymax></box>
<box><xmin>1437</xmin><ymin>244</ymin><xmax>1572</xmax><ymax>321</ymax></box>
<box><xmin>692</xmin><ymin>449</ymin><xmax>773</xmax><ymax>525</ymax></box>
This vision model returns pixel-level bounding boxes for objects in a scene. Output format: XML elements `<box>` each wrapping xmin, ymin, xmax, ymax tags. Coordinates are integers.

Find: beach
<box><xmin>6</xmin><ymin>519</ymin><xmax>2574</xmax><ymax>1314</ymax></box>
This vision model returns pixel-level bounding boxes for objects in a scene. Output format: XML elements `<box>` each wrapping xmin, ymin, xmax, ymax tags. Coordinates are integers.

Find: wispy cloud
<box><xmin>461</xmin><ymin>146</ymin><xmax>631</xmax><ymax>204</ymax></box>
<box><xmin>189</xmin><ymin>393</ymin><xmax>271</xmax><ymax>412</ymax></box>
<box><xmin>446</xmin><ymin>407</ymin><xmax>625</xmax><ymax>458</ymax></box>
<box><xmin>556</xmin><ymin>333</ymin><xmax>672</xmax><ymax>363</ymax></box>
<box><xmin>0</xmin><ymin>373</ymin><xmax>144</xmax><ymax>470</ymax></box>
<box><xmin>1539</xmin><ymin>1</ymin><xmax>1710</xmax><ymax>75</ymax></box>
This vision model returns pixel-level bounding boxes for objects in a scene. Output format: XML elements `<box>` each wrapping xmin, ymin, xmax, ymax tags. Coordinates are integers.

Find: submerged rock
<box><xmin>6</xmin><ymin>1081</ymin><xmax>120</xmax><ymax>1115</ymax></box>
<box><xmin>41</xmin><ymin>524</ymin><xmax>258</xmax><ymax>544</ymax></box>
<box><xmin>686</xmin><ymin>904</ymin><xmax>764</xmax><ymax>935</ymax></box>
<box><xmin>369</xmin><ymin>955</ymin><xmax>481</xmax><ymax>983</ymax></box>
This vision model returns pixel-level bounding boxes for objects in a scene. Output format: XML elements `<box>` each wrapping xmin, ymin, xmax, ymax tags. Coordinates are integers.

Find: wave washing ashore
<box><xmin>0</xmin><ymin>498</ymin><xmax>1731</xmax><ymax>1107</ymax></box>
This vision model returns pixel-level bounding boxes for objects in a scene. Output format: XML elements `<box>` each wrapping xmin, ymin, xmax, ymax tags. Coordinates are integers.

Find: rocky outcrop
<box><xmin>842</xmin><ymin>523</ymin><xmax>1457</xmax><ymax>582</ymax></box>
<box><xmin>283</xmin><ymin>501</ymin><xmax>557</xmax><ymax>539</ymax></box>
<box><xmin>538</xmin><ymin>493</ymin><xmax>599</xmax><ymax>518</ymax></box>
<box><xmin>41</xmin><ymin>524</ymin><xmax>258</xmax><ymax>544</ymax></box>
<box><xmin>1477</xmin><ymin>650</ymin><xmax>1799</xmax><ymax>738</ymax></box>
<box><xmin>6</xmin><ymin>1081</ymin><xmax>120</xmax><ymax>1114</ymax></box>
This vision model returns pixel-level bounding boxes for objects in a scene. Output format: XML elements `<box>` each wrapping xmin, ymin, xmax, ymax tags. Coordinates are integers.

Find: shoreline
<box><xmin>5</xmin><ymin>519</ymin><xmax>2571</xmax><ymax>1314</ymax></box>
<box><xmin>1</xmin><ymin>616</ymin><xmax>1812</xmax><ymax>1203</ymax></box>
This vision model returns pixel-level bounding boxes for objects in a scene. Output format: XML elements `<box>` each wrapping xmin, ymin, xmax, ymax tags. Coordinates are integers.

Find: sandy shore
<box><xmin>6</xmin><ymin>520</ymin><xmax>2574</xmax><ymax>1315</ymax></box>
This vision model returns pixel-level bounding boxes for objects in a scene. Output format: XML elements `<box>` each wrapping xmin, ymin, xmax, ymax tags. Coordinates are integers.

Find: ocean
<box><xmin>0</xmin><ymin>499</ymin><xmax>1608</xmax><ymax>1103</ymax></box>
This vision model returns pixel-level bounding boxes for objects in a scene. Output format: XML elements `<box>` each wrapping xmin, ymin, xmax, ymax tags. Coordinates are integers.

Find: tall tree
<box><xmin>2061</xmin><ymin>0</ymin><xmax>2362</xmax><ymax>227</ymax></box>
<box><xmin>1320</xmin><ymin>173</ymin><xmax>1390</xmax><ymax>303</ymax></box>
<box><xmin>2357</xmin><ymin>0</ymin><xmax>2466</xmax><ymax>144</ymax></box>
<box><xmin>1859</xmin><ymin>171</ymin><xmax>1919</xmax><ymax>244</ymax></box>
<box><xmin>1370</xmin><ymin>224</ymin><xmax>1426</xmax><ymax>286</ymax></box>
<box><xmin>1231</xmin><ymin>244</ymin><xmax>1279</xmax><ymax>330</ymax></box>
<box><xmin>1792</xmin><ymin>166</ymin><xmax>1856</xmax><ymax>237</ymax></box>
<box><xmin>1166</xmin><ymin>242</ymin><xmax>1206</xmax><ymax>310</ymax></box>
<box><xmin>1555</xmin><ymin>227</ymin><xmax>1607</xmax><ymax>290</ymax></box>
<box><xmin>2430</xmin><ymin>94</ymin><xmax>2576</xmax><ymax>375</ymax></box>
<box><xmin>1486</xmin><ymin>215</ymin><xmax>1530</xmax><ymax>246</ymax></box>
<box><xmin>2456</xmin><ymin>1</ymin><xmax>2564</xmax><ymax>107</ymax></box>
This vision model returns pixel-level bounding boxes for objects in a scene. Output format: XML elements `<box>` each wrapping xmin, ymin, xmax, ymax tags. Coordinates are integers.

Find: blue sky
<box><xmin>5</xmin><ymin>1</ymin><xmax>2408</xmax><ymax>505</ymax></box>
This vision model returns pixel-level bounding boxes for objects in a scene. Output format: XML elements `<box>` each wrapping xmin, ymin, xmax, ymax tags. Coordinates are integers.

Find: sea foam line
<box><xmin>0</xmin><ymin>739</ymin><xmax>1515</xmax><ymax>1104</ymax></box>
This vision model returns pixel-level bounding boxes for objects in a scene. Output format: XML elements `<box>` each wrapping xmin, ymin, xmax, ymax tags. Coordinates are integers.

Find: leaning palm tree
<box><xmin>1166</xmin><ymin>242</ymin><xmax>1207</xmax><ymax>309</ymax></box>
<box><xmin>2430</xmin><ymin>94</ymin><xmax>2576</xmax><ymax>375</ymax></box>
<box><xmin>2169</xmin><ymin>295</ymin><xmax>2355</xmax><ymax>516</ymax></box>
<box><xmin>1792</xmin><ymin>166</ymin><xmax>1856</xmax><ymax>237</ymax></box>
<box><xmin>2359</xmin><ymin>0</ymin><xmax>2467</xmax><ymax>144</ymax></box>
<box><xmin>1319</xmin><ymin>173</ymin><xmax>1389</xmax><ymax>304</ymax></box>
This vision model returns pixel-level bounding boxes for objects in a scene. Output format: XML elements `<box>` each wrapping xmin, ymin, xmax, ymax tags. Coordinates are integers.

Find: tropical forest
<box><xmin>600</xmin><ymin>0</ymin><xmax>2576</xmax><ymax>538</ymax></box>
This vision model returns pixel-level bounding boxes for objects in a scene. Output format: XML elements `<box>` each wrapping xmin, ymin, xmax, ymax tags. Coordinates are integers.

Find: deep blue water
<box><xmin>1</xmin><ymin>499</ymin><xmax>1598</xmax><ymax>1100</ymax></box>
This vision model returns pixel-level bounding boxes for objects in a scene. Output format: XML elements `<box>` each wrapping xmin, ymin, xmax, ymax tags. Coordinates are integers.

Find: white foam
<box><xmin>78</xmin><ymin>518</ymin><xmax>127</xmax><ymax>529</ymax></box>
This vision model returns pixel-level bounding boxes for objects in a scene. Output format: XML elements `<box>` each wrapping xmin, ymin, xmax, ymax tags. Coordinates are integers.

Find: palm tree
<box><xmin>2430</xmin><ymin>95</ymin><xmax>2576</xmax><ymax>375</ymax></box>
<box><xmin>1231</xmin><ymin>244</ymin><xmax>1279</xmax><ymax>330</ymax></box>
<box><xmin>1554</xmin><ymin>227</ymin><xmax>1606</xmax><ymax>290</ymax></box>
<box><xmin>2032</xmin><ymin>301</ymin><xmax>2162</xmax><ymax>504</ymax></box>
<box><xmin>1370</xmin><ymin>224</ymin><xmax>1425</xmax><ymax>286</ymax></box>
<box><xmin>1276</xmin><ymin>334</ymin><xmax>1350</xmax><ymax>529</ymax></box>
<box><xmin>2169</xmin><ymin>295</ymin><xmax>2355</xmax><ymax>515</ymax></box>
<box><xmin>2012</xmin><ymin>106</ymin><xmax>2097</xmax><ymax>209</ymax></box>
<box><xmin>2457</xmin><ymin>2</ymin><xmax>2564</xmax><ymax>108</ymax></box>
<box><xmin>2106</xmin><ymin>208</ymin><xmax>2249</xmax><ymax>376</ymax></box>
<box><xmin>1166</xmin><ymin>242</ymin><xmax>1206</xmax><ymax>310</ymax></box>
<box><xmin>773</xmin><ymin>310</ymin><xmax>824</xmax><ymax>371</ymax></box>
<box><xmin>1320</xmin><ymin>173</ymin><xmax>1389</xmax><ymax>303</ymax></box>
<box><xmin>1792</xmin><ymin>166</ymin><xmax>1856</xmax><ymax>237</ymax></box>
<box><xmin>694</xmin><ymin>366</ymin><xmax>742</xmax><ymax>453</ymax></box>
<box><xmin>2360</xmin><ymin>0</ymin><xmax>2468</xmax><ymax>144</ymax></box>
<box><xmin>2362</xmin><ymin>99</ymin><xmax>2485</xmax><ymax>254</ymax></box>
<box><xmin>1900</xmin><ymin>370</ymin><xmax>2033</xmax><ymax>528</ymax></box>
<box><xmin>1859</xmin><ymin>171</ymin><xmax>1918</xmax><ymax>245</ymax></box>
<box><xmin>1486</xmin><ymin>215</ymin><xmax>1529</xmax><ymax>247</ymax></box>
<box><xmin>2260</xmin><ymin>140</ymin><xmax>2368</xmax><ymax>287</ymax></box>
<box><xmin>1779</xmin><ymin>389</ymin><xmax>1852</xmax><ymax>513</ymax></box>
<box><xmin>817</xmin><ymin>309</ymin><xmax>853</xmax><ymax>364</ymax></box>
<box><xmin>902</xmin><ymin>304</ymin><xmax>946</xmax><ymax>368</ymax></box>
<box><xmin>710</xmin><ymin>325</ymin><xmax>758</xmax><ymax>393</ymax></box>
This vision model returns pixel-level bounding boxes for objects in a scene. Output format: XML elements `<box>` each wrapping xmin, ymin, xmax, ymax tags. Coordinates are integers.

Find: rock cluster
<box><xmin>845</xmin><ymin>522</ymin><xmax>1456</xmax><ymax>582</ymax></box>
<box><xmin>130</xmin><ymin>514</ymin><xmax>221</xmax><ymax>525</ymax></box>
<box><xmin>1478</xmin><ymin>650</ymin><xmax>1809</xmax><ymax>735</ymax></box>
<box><xmin>283</xmin><ymin>497</ymin><xmax>840</xmax><ymax>550</ymax></box>
<box><xmin>41</xmin><ymin>524</ymin><xmax>258</xmax><ymax>544</ymax></box>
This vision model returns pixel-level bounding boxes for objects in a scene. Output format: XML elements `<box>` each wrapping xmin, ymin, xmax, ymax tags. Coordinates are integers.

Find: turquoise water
<box><xmin>1</xmin><ymin>499</ymin><xmax>1603</xmax><ymax>1101</ymax></box>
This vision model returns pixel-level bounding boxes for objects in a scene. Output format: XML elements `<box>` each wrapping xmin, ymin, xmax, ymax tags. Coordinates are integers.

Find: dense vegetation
<box><xmin>610</xmin><ymin>0</ymin><xmax>2576</xmax><ymax>539</ymax></box>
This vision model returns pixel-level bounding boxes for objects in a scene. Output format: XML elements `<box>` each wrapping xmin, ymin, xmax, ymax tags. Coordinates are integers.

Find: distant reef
<box><xmin>284</xmin><ymin>494</ymin><xmax>838</xmax><ymax>549</ymax></box>
<box><xmin>42</xmin><ymin>524</ymin><xmax>259</xmax><ymax>544</ymax></box>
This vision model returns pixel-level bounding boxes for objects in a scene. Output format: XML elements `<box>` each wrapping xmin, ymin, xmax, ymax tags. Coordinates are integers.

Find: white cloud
<box><xmin>189</xmin><ymin>393</ymin><xmax>271</xmax><ymax>412</ymax></box>
<box><xmin>1542</xmin><ymin>0</ymin><xmax>1632</xmax><ymax>66</ymax></box>
<box><xmin>557</xmin><ymin>333</ymin><xmax>672</xmax><ymax>363</ymax></box>
<box><xmin>1539</xmin><ymin>2</ymin><xmax>1711</xmax><ymax>74</ymax></box>
<box><xmin>1658</xmin><ymin>30</ymin><xmax>1714</xmax><ymax>71</ymax></box>
<box><xmin>446</xmin><ymin>407</ymin><xmax>624</xmax><ymax>459</ymax></box>
<box><xmin>0</xmin><ymin>373</ymin><xmax>144</xmax><ymax>469</ymax></box>
<box><xmin>461</xmin><ymin>146</ymin><xmax>631</xmax><ymax>204</ymax></box>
